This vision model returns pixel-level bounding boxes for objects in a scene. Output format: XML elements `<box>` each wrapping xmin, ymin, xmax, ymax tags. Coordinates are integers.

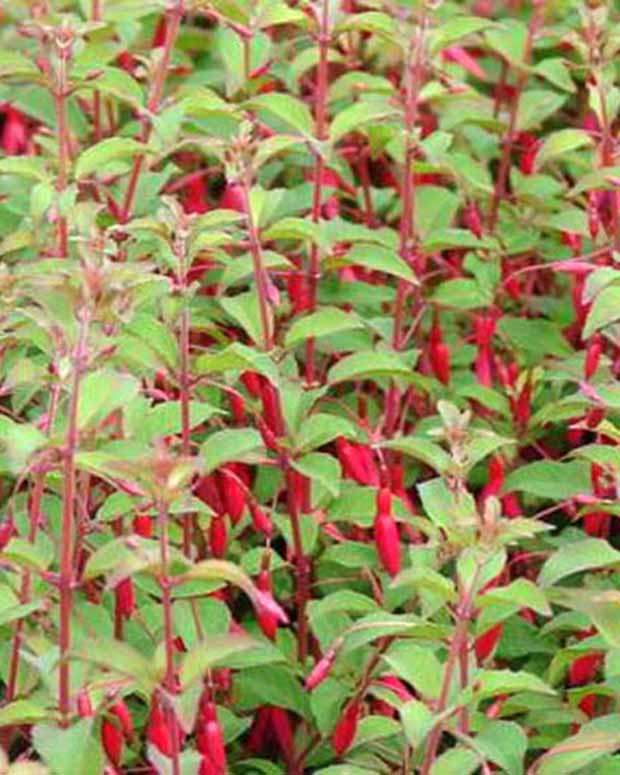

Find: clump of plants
<box><xmin>1</xmin><ymin>0</ymin><xmax>620</xmax><ymax>772</ymax></box>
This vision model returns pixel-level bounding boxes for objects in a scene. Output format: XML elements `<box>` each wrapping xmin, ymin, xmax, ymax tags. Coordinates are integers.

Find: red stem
<box><xmin>59</xmin><ymin>313</ymin><xmax>89</xmax><ymax>725</ymax></box>
<box><xmin>243</xmin><ymin>179</ymin><xmax>273</xmax><ymax>350</ymax></box>
<box><xmin>119</xmin><ymin>5</ymin><xmax>183</xmax><ymax>223</ymax></box>
<box><xmin>304</xmin><ymin>0</ymin><xmax>330</xmax><ymax>385</ymax></box>
<box><xmin>92</xmin><ymin>0</ymin><xmax>103</xmax><ymax>141</ymax></box>
<box><xmin>54</xmin><ymin>54</ymin><xmax>69</xmax><ymax>258</ymax></box>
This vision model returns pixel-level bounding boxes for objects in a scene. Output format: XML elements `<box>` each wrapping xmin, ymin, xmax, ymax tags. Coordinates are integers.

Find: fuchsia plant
<box><xmin>2</xmin><ymin>0</ymin><xmax>620</xmax><ymax>773</ymax></box>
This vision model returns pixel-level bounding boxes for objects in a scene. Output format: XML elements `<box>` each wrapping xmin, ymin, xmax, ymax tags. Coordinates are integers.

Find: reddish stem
<box><xmin>59</xmin><ymin>313</ymin><xmax>89</xmax><ymax>725</ymax></box>
<box><xmin>54</xmin><ymin>54</ymin><xmax>69</xmax><ymax>258</ymax></box>
<box><xmin>119</xmin><ymin>5</ymin><xmax>183</xmax><ymax>223</ymax></box>
<box><xmin>243</xmin><ymin>179</ymin><xmax>273</xmax><ymax>350</ymax></box>
<box><xmin>304</xmin><ymin>0</ymin><xmax>330</xmax><ymax>385</ymax></box>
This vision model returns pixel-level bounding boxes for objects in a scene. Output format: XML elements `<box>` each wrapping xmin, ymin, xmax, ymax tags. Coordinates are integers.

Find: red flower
<box><xmin>332</xmin><ymin>701</ymin><xmax>360</xmax><ymax>756</ymax></box>
<box><xmin>373</xmin><ymin>488</ymin><xmax>401</xmax><ymax>577</ymax></box>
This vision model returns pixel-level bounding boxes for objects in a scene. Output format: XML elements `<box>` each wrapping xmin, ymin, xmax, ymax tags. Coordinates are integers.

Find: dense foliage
<box><xmin>1</xmin><ymin>0</ymin><xmax>620</xmax><ymax>772</ymax></box>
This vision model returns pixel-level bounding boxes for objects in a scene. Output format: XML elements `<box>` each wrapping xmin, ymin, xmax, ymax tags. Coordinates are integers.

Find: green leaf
<box><xmin>180</xmin><ymin>634</ymin><xmax>258</xmax><ymax>689</ymax></box>
<box><xmin>534</xmin><ymin>129</ymin><xmax>593</xmax><ymax>169</ymax></box>
<box><xmin>139</xmin><ymin>401</ymin><xmax>220</xmax><ymax>442</ymax></box>
<box><xmin>400</xmin><ymin>699</ymin><xmax>435</xmax><ymax>748</ymax></box>
<box><xmin>285</xmin><ymin>307</ymin><xmax>363</xmax><ymax>349</ymax></box>
<box><xmin>200</xmin><ymin>428</ymin><xmax>264</xmax><ymax>473</ymax></box>
<box><xmin>584</xmin><ymin>285</ymin><xmax>620</xmax><ymax>338</ymax></box>
<box><xmin>294</xmin><ymin>413</ymin><xmax>355</xmax><ymax>453</ymax></box>
<box><xmin>33</xmin><ymin>719</ymin><xmax>103</xmax><ymax>775</ymax></box>
<box><xmin>0</xmin><ymin>700</ymin><xmax>51</xmax><ymax>726</ymax></box>
<box><xmin>504</xmin><ymin>460</ymin><xmax>590</xmax><ymax>500</ymax></box>
<box><xmin>383</xmin><ymin>436</ymin><xmax>452</xmax><ymax>474</ymax></box>
<box><xmin>330</xmin><ymin>98</ymin><xmax>397</xmax><ymax>143</ymax></box>
<box><xmin>485</xmin><ymin>21</ymin><xmax>528</xmax><ymax>65</ymax></box>
<box><xmin>291</xmin><ymin>452</ymin><xmax>341</xmax><ymax>498</ymax></box>
<box><xmin>72</xmin><ymin>639</ymin><xmax>161</xmax><ymax>691</ymax></box>
<box><xmin>429</xmin><ymin>16</ymin><xmax>495</xmax><ymax>55</ymax></box>
<box><xmin>77</xmin><ymin>370</ymin><xmax>140</xmax><ymax>430</ymax></box>
<box><xmin>497</xmin><ymin>316</ymin><xmax>573</xmax><ymax>357</ymax></box>
<box><xmin>345</xmin><ymin>244</ymin><xmax>417</xmax><ymax>283</ymax></box>
<box><xmin>245</xmin><ymin>93</ymin><xmax>314</xmax><ymax>137</ymax></box>
<box><xmin>538</xmin><ymin>538</ymin><xmax>620</xmax><ymax>587</ymax></box>
<box><xmin>530</xmin><ymin>715</ymin><xmax>620</xmax><ymax>775</ymax></box>
<box><xmin>0</xmin><ymin>417</ymin><xmax>47</xmax><ymax>475</ymax></box>
<box><xmin>327</xmin><ymin>350</ymin><xmax>414</xmax><ymax>384</ymax></box>
<box><xmin>74</xmin><ymin>137</ymin><xmax>145</xmax><ymax>179</ymax></box>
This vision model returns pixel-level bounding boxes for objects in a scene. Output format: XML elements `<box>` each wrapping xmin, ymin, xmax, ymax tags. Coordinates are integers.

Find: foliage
<box><xmin>0</xmin><ymin>0</ymin><xmax>620</xmax><ymax>772</ymax></box>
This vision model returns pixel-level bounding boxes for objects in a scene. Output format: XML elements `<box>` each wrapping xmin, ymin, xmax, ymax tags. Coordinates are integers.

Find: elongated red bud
<box><xmin>429</xmin><ymin>322</ymin><xmax>451</xmax><ymax>385</ymax></box>
<box><xmin>474</xmin><ymin>622</ymin><xmax>504</xmax><ymax>662</ymax></box>
<box><xmin>228</xmin><ymin>392</ymin><xmax>246</xmax><ymax>424</ymax></box>
<box><xmin>335</xmin><ymin>438</ymin><xmax>380</xmax><ymax>486</ymax></box>
<box><xmin>305</xmin><ymin>639</ymin><xmax>343</xmax><ymax>691</ymax></box>
<box><xmin>287</xmin><ymin>273</ymin><xmax>311</xmax><ymax>314</ymax></box>
<box><xmin>463</xmin><ymin>199</ymin><xmax>483</xmax><ymax>238</ymax></box>
<box><xmin>148</xmin><ymin>700</ymin><xmax>174</xmax><ymax>757</ymax></box>
<box><xmin>260</xmin><ymin>380</ymin><xmax>282</xmax><ymax>434</ymax></box>
<box><xmin>255</xmin><ymin>570</ymin><xmax>279</xmax><ymax>640</ymax></box>
<box><xmin>569</xmin><ymin>651</ymin><xmax>603</xmax><ymax>686</ymax></box>
<box><xmin>218</xmin><ymin>465</ymin><xmax>246</xmax><ymax>524</ymax></box>
<box><xmin>583</xmin><ymin>511</ymin><xmax>611</xmax><ymax>538</ymax></box>
<box><xmin>588</xmin><ymin>191</ymin><xmax>601</xmax><ymax>240</ymax></box>
<box><xmin>110</xmin><ymin>700</ymin><xmax>134</xmax><ymax>740</ymax></box>
<box><xmin>132</xmin><ymin>514</ymin><xmax>152</xmax><ymax>537</ymax></box>
<box><xmin>199</xmin><ymin>756</ymin><xmax>220</xmax><ymax>775</ymax></box>
<box><xmin>269</xmin><ymin>707</ymin><xmax>295</xmax><ymax>761</ymax></box>
<box><xmin>195</xmin><ymin>475</ymin><xmax>225</xmax><ymax>514</ymax></box>
<box><xmin>332</xmin><ymin>701</ymin><xmax>360</xmax><ymax>756</ymax></box>
<box><xmin>249</xmin><ymin>501</ymin><xmax>272</xmax><ymax>538</ymax></box>
<box><xmin>209</xmin><ymin>515</ymin><xmax>228</xmax><ymax>558</ymax></box>
<box><xmin>442</xmin><ymin>46</ymin><xmax>486</xmax><ymax>80</ymax></box>
<box><xmin>220</xmin><ymin>182</ymin><xmax>246</xmax><ymax>212</ymax></box>
<box><xmin>0</xmin><ymin>520</ymin><xmax>14</xmax><ymax>549</ymax></box>
<box><xmin>240</xmin><ymin>371</ymin><xmax>263</xmax><ymax>397</ymax></box>
<box><xmin>77</xmin><ymin>688</ymin><xmax>94</xmax><ymax>718</ymax></box>
<box><xmin>584</xmin><ymin>334</ymin><xmax>602</xmax><ymax>380</ymax></box>
<box><xmin>374</xmin><ymin>489</ymin><xmax>401</xmax><ymax>577</ymax></box>
<box><xmin>482</xmin><ymin>455</ymin><xmax>504</xmax><ymax>501</ymax></box>
<box><xmin>561</xmin><ymin>231</ymin><xmax>582</xmax><ymax>254</ymax></box>
<box><xmin>374</xmin><ymin>675</ymin><xmax>412</xmax><ymax>702</ymax></box>
<box><xmin>257</xmin><ymin>417</ymin><xmax>279</xmax><ymax>451</ymax></box>
<box><xmin>101</xmin><ymin>719</ymin><xmax>123</xmax><ymax>767</ymax></box>
<box><xmin>114</xmin><ymin>578</ymin><xmax>135</xmax><ymax>620</ymax></box>
<box><xmin>520</xmin><ymin>139</ymin><xmax>540</xmax><ymax>175</ymax></box>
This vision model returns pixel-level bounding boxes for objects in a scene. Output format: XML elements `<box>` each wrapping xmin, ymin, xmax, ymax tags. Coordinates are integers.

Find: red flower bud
<box><xmin>332</xmin><ymin>701</ymin><xmax>360</xmax><ymax>756</ymax></box>
<box><xmin>110</xmin><ymin>700</ymin><xmax>134</xmax><ymax>740</ymax></box>
<box><xmin>132</xmin><ymin>514</ymin><xmax>152</xmax><ymax>537</ymax></box>
<box><xmin>195</xmin><ymin>475</ymin><xmax>225</xmax><ymax>514</ymax></box>
<box><xmin>114</xmin><ymin>578</ymin><xmax>135</xmax><ymax>620</ymax></box>
<box><xmin>209</xmin><ymin>515</ymin><xmax>228</xmax><ymax>558</ymax></box>
<box><xmin>0</xmin><ymin>520</ymin><xmax>14</xmax><ymax>550</ymax></box>
<box><xmin>240</xmin><ymin>371</ymin><xmax>263</xmax><ymax>397</ymax></box>
<box><xmin>218</xmin><ymin>465</ymin><xmax>247</xmax><ymax>524</ymax></box>
<box><xmin>429</xmin><ymin>322</ymin><xmax>451</xmax><ymax>386</ymax></box>
<box><xmin>197</xmin><ymin>704</ymin><xmax>226</xmax><ymax>772</ymax></box>
<box><xmin>148</xmin><ymin>699</ymin><xmax>175</xmax><ymax>758</ymax></box>
<box><xmin>474</xmin><ymin>622</ymin><xmax>504</xmax><ymax>662</ymax></box>
<box><xmin>228</xmin><ymin>392</ymin><xmax>245</xmax><ymax>424</ymax></box>
<box><xmin>584</xmin><ymin>334</ymin><xmax>602</xmax><ymax>380</ymax></box>
<box><xmin>1</xmin><ymin>106</ymin><xmax>28</xmax><ymax>156</ymax></box>
<box><xmin>269</xmin><ymin>707</ymin><xmax>295</xmax><ymax>761</ymax></box>
<box><xmin>101</xmin><ymin>719</ymin><xmax>123</xmax><ymax>767</ymax></box>
<box><xmin>588</xmin><ymin>191</ymin><xmax>601</xmax><ymax>240</ymax></box>
<box><xmin>520</xmin><ymin>139</ymin><xmax>540</xmax><ymax>175</ymax></box>
<box><xmin>305</xmin><ymin>640</ymin><xmax>342</xmax><ymax>691</ymax></box>
<box><xmin>561</xmin><ymin>231</ymin><xmax>582</xmax><ymax>254</ymax></box>
<box><xmin>77</xmin><ymin>688</ymin><xmax>94</xmax><ymax>718</ymax></box>
<box><xmin>463</xmin><ymin>200</ymin><xmax>483</xmax><ymax>238</ymax></box>
<box><xmin>249</xmin><ymin>501</ymin><xmax>272</xmax><ymax>538</ymax></box>
<box><xmin>569</xmin><ymin>652</ymin><xmax>602</xmax><ymax>686</ymax></box>
<box><xmin>220</xmin><ymin>182</ymin><xmax>247</xmax><ymax>213</ymax></box>
<box><xmin>373</xmin><ymin>675</ymin><xmax>413</xmax><ymax>702</ymax></box>
<box><xmin>374</xmin><ymin>488</ymin><xmax>401</xmax><ymax>577</ymax></box>
<box><xmin>583</xmin><ymin>511</ymin><xmax>610</xmax><ymax>538</ymax></box>
<box><xmin>335</xmin><ymin>438</ymin><xmax>380</xmax><ymax>486</ymax></box>
<box><xmin>256</xmin><ymin>570</ymin><xmax>279</xmax><ymax>640</ymax></box>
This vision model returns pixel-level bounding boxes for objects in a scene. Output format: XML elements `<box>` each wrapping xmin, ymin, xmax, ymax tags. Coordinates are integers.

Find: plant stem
<box><xmin>304</xmin><ymin>0</ymin><xmax>330</xmax><ymax>386</ymax></box>
<box><xmin>487</xmin><ymin>5</ymin><xmax>543</xmax><ymax>232</ymax></box>
<box><xmin>285</xmin><ymin>468</ymin><xmax>309</xmax><ymax>662</ymax></box>
<box><xmin>54</xmin><ymin>51</ymin><xmax>69</xmax><ymax>258</ymax></box>
<box><xmin>420</xmin><ymin>599</ymin><xmax>471</xmax><ymax>774</ymax></box>
<box><xmin>6</xmin><ymin>471</ymin><xmax>45</xmax><ymax>702</ymax></box>
<box><xmin>385</xmin><ymin>13</ymin><xmax>426</xmax><ymax>435</ymax></box>
<box><xmin>119</xmin><ymin>4</ymin><xmax>183</xmax><ymax>223</ymax></box>
<box><xmin>179</xmin><ymin>301</ymin><xmax>192</xmax><ymax>555</ymax></box>
<box><xmin>58</xmin><ymin>313</ymin><xmax>89</xmax><ymax>726</ymax></box>
<box><xmin>92</xmin><ymin>0</ymin><xmax>103</xmax><ymax>141</ymax></box>
<box><xmin>243</xmin><ymin>178</ymin><xmax>273</xmax><ymax>350</ymax></box>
